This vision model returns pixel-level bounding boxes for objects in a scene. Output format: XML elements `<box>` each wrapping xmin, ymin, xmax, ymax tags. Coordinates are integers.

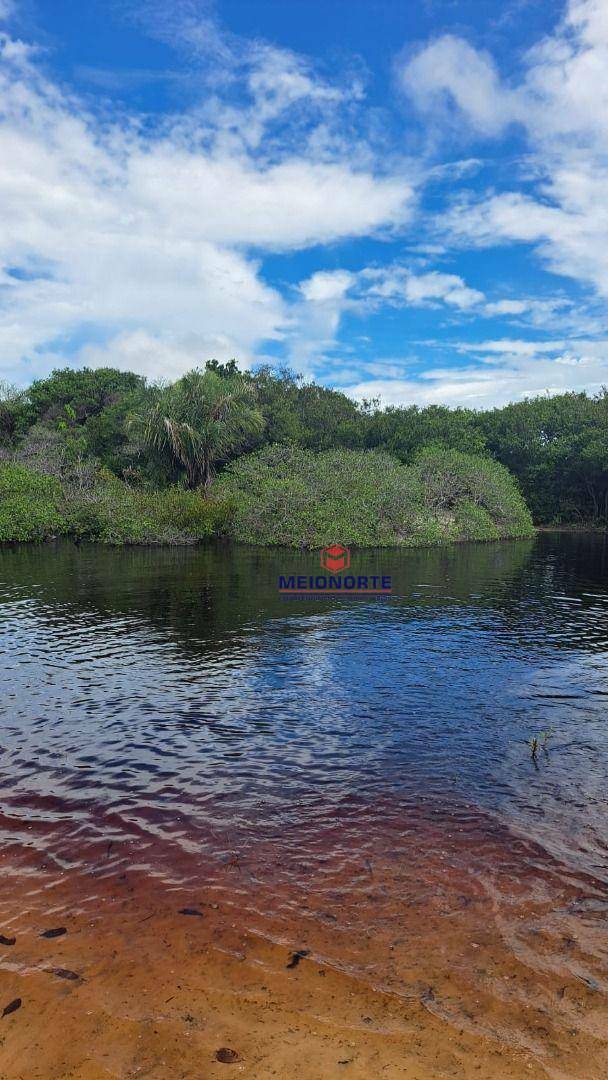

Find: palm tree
<box><xmin>129</xmin><ymin>369</ymin><xmax>264</xmax><ymax>489</ymax></box>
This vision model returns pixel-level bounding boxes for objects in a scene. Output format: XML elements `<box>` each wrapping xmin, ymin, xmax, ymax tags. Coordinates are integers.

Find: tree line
<box><xmin>1</xmin><ymin>362</ymin><xmax>607</xmax><ymax>525</ymax></box>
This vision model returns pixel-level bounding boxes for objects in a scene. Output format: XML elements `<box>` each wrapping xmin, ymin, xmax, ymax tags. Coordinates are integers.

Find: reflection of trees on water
<box><xmin>1</xmin><ymin>534</ymin><xmax>608</xmax><ymax>880</ymax></box>
<box><xmin>1</xmin><ymin>533</ymin><xmax>608</xmax><ymax>661</ymax></box>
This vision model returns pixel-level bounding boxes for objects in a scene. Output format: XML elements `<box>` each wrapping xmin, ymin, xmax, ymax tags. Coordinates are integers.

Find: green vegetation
<box><xmin>479</xmin><ymin>393</ymin><xmax>608</xmax><ymax>525</ymax></box>
<box><xmin>0</xmin><ymin>461</ymin><xmax>229</xmax><ymax>545</ymax></box>
<box><xmin>529</xmin><ymin>726</ymin><xmax>554</xmax><ymax>761</ymax></box>
<box><xmin>216</xmin><ymin>445</ymin><xmax>533</xmax><ymax>547</ymax></box>
<box><xmin>0</xmin><ymin>464</ymin><xmax>66</xmax><ymax>542</ymax></box>
<box><xmin>65</xmin><ymin>475</ymin><xmax>230</xmax><ymax>544</ymax></box>
<box><xmin>1</xmin><ymin>360</ymin><xmax>604</xmax><ymax>546</ymax></box>
<box><xmin>127</xmin><ymin>368</ymin><xmax>264</xmax><ymax>489</ymax></box>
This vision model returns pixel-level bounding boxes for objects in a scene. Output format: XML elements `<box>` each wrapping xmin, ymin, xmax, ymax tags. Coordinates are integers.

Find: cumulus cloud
<box><xmin>399</xmin><ymin>0</ymin><xmax>608</xmax><ymax>299</ymax></box>
<box><xmin>0</xmin><ymin>25</ymin><xmax>414</xmax><ymax>383</ymax></box>
<box><xmin>299</xmin><ymin>270</ymin><xmax>356</xmax><ymax>303</ymax></box>
<box><xmin>293</xmin><ymin>261</ymin><xmax>495</xmax><ymax>370</ymax></box>
<box><xmin>400</xmin><ymin>1</ymin><xmax>608</xmax><ymax>146</ymax></box>
<box><xmin>77</xmin><ymin>330</ymin><xmax>242</xmax><ymax>384</ymax></box>
<box><xmin>302</xmin><ymin>262</ymin><xmax>571</xmax><ymax>322</ymax></box>
<box><xmin>399</xmin><ymin>36</ymin><xmax>523</xmax><ymax>136</ymax></box>
<box><xmin>3</xmin><ymin>0</ymin><xmax>606</xmax><ymax>409</ymax></box>
<box><xmin>290</xmin><ymin>259</ymin><xmax>581</xmax><ymax>371</ymax></box>
<box><xmin>284</xmin><ymin>270</ymin><xmax>357</xmax><ymax>372</ymax></box>
<box><xmin>402</xmin><ymin>271</ymin><xmax>483</xmax><ymax>309</ymax></box>
<box><xmin>289</xmin><ymin>265</ymin><xmax>488</xmax><ymax>371</ymax></box>
<box><xmin>344</xmin><ymin>338</ymin><xmax>608</xmax><ymax>409</ymax></box>
<box><xmin>328</xmin><ymin>265</ymin><xmax>486</xmax><ymax>310</ymax></box>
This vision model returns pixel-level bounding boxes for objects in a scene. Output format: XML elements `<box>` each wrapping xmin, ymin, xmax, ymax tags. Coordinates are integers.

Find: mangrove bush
<box><xmin>215</xmin><ymin>445</ymin><xmax>534</xmax><ymax>547</ymax></box>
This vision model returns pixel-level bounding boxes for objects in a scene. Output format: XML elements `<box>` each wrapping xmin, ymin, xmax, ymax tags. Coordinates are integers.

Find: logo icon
<box><xmin>320</xmin><ymin>544</ymin><xmax>351</xmax><ymax>572</ymax></box>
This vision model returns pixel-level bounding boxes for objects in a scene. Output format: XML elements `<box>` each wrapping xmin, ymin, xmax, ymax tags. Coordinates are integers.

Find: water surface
<box><xmin>0</xmin><ymin>534</ymin><xmax>607</xmax><ymax>1078</ymax></box>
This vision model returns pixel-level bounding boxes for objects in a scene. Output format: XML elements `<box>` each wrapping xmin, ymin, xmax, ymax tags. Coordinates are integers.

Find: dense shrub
<box><xmin>0</xmin><ymin>462</ymin><xmax>231</xmax><ymax>545</ymax></box>
<box><xmin>26</xmin><ymin>367</ymin><xmax>145</xmax><ymax>426</ymax></box>
<box><xmin>479</xmin><ymin>391</ymin><xmax>608</xmax><ymax>524</ymax></box>
<box><xmin>215</xmin><ymin>445</ymin><xmax>534</xmax><ymax>548</ymax></box>
<box><xmin>410</xmin><ymin>448</ymin><xmax>534</xmax><ymax>541</ymax></box>
<box><xmin>0</xmin><ymin>464</ymin><xmax>67</xmax><ymax>541</ymax></box>
<box><xmin>65</xmin><ymin>477</ymin><xmax>232</xmax><ymax>544</ymax></box>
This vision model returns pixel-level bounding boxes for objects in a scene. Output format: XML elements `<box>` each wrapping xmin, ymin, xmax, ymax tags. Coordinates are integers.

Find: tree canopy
<box><xmin>127</xmin><ymin>368</ymin><xmax>265</xmax><ymax>488</ymax></box>
<box><xmin>2</xmin><ymin>362</ymin><xmax>607</xmax><ymax>525</ymax></box>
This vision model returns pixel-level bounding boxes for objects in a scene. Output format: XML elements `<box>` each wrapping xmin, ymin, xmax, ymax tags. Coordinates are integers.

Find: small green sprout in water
<box><xmin>529</xmin><ymin>726</ymin><xmax>555</xmax><ymax>763</ymax></box>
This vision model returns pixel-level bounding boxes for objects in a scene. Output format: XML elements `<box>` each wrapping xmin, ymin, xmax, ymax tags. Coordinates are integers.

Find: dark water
<box><xmin>0</xmin><ymin>533</ymin><xmax>607</xmax><ymax>886</ymax></box>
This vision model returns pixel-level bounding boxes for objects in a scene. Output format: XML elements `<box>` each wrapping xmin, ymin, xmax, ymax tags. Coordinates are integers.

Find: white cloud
<box><xmin>344</xmin><ymin>337</ymin><xmax>608</xmax><ymax>409</ymax></box>
<box><xmin>0</xmin><ymin>28</ymin><xmax>414</xmax><ymax>384</ymax></box>
<box><xmin>246</xmin><ymin>42</ymin><xmax>358</xmax><ymax>133</ymax></box>
<box><xmin>127</xmin><ymin>151</ymin><xmax>411</xmax><ymax>250</ymax></box>
<box><xmin>299</xmin><ymin>269</ymin><xmax>356</xmax><ymax>303</ymax></box>
<box><xmin>483</xmin><ymin>299</ymin><xmax>529</xmax><ymax>316</ymax></box>
<box><xmin>77</xmin><ymin>330</ymin><xmax>244</xmax><ymax>384</ymax></box>
<box><xmin>286</xmin><ymin>270</ymin><xmax>357</xmax><ymax>372</ymax></box>
<box><xmin>399</xmin><ymin>36</ymin><xmax>523</xmax><ymax>136</ymax></box>
<box><xmin>289</xmin><ymin>259</ymin><xmax>580</xmax><ymax>370</ymax></box>
<box><xmin>129</xmin><ymin>1</ymin><xmax>367</xmax><ymax>156</ymax></box>
<box><xmin>2</xmin><ymin>0</ymin><xmax>605</xmax><ymax>411</ymax></box>
<box><xmin>293</xmin><ymin>264</ymin><xmax>533</xmax><ymax>374</ymax></box>
<box><xmin>399</xmin><ymin>2</ymin><xmax>608</xmax><ymax>145</ymax></box>
<box><xmin>288</xmin><ymin>264</ymin><xmax>490</xmax><ymax>370</ymax></box>
<box><xmin>360</xmin><ymin>266</ymin><xmax>485</xmax><ymax>309</ymax></box>
<box><xmin>349</xmin><ymin>264</ymin><xmax>571</xmax><ymax>324</ymax></box>
<box><xmin>482</xmin><ymin>297</ymin><xmax>572</xmax><ymax>324</ymax></box>
<box><xmin>404</xmin><ymin>271</ymin><xmax>484</xmax><ymax>309</ymax></box>
<box><xmin>399</xmin><ymin>0</ymin><xmax>608</xmax><ymax>300</ymax></box>
<box><xmin>461</xmin><ymin>339</ymin><xmax>565</xmax><ymax>357</ymax></box>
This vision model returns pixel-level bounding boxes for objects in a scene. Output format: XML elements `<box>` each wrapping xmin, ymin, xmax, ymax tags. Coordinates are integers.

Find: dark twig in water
<box><xmin>40</xmin><ymin>927</ymin><xmax>67</xmax><ymax>939</ymax></box>
<box><xmin>0</xmin><ymin>934</ymin><xmax>16</xmax><ymax>946</ymax></box>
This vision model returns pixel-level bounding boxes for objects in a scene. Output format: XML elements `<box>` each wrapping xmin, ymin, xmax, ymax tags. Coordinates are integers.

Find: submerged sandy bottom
<box><xmin>0</xmin><ymin>798</ymin><xmax>607</xmax><ymax>1079</ymax></box>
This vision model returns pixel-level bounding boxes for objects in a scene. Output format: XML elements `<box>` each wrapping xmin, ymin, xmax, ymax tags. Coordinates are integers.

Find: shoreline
<box><xmin>0</xmin><ymin>795</ymin><xmax>606</xmax><ymax>1078</ymax></box>
<box><xmin>3</xmin><ymin>523</ymin><xmax>608</xmax><ymax>551</ymax></box>
<box><xmin>1</xmin><ymin>531</ymin><xmax>539</xmax><ymax>551</ymax></box>
<box><xmin>535</xmin><ymin>524</ymin><xmax>608</xmax><ymax>534</ymax></box>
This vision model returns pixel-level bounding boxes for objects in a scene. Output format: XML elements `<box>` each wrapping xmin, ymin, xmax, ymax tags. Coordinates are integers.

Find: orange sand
<box><xmin>0</xmin><ymin>803</ymin><xmax>606</xmax><ymax>1078</ymax></box>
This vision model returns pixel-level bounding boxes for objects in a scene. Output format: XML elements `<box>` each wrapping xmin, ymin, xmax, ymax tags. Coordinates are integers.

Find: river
<box><xmin>0</xmin><ymin>534</ymin><xmax>607</xmax><ymax>1078</ymax></box>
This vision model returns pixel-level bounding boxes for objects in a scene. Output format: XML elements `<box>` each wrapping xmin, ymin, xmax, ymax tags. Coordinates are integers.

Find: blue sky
<box><xmin>1</xmin><ymin>0</ymin><xmax>607</xmax><ymax>407</ymax></box>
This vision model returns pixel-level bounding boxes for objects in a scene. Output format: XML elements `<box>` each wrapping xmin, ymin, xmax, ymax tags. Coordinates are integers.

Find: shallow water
<box><xmin>0</xmin><ymin>534</ymin><xmax>607</xmax><ymax>1078</ymax></box>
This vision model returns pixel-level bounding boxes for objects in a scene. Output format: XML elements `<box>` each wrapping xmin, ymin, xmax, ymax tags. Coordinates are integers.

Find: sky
<box><xmin>1</xmin><ymin>0</ymin><xmax>608</xmax><ymax>408</ymax></box>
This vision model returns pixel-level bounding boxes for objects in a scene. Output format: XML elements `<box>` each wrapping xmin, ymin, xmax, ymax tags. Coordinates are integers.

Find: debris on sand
<box><xmin>216</xmin><ymin>1047</ymin><xmax>240</xmax><ymax>1063</ymax></box>
<box><xmin>48</xmin><ymin>968</ymin><xmax>80</xmax><ymax>981</ymax></box>
<box><xmin>2</xmin><ymin>998</ymin><xmax>21</xmax><ymax>1018</ymax></box>
<box><xmin>0</xmin><ymin>934</ymin><xmax>16</xmax><ymax>946</ymax></box>
<box><xmin>40</xmin><ymin>927</ymin><xmax>67</xmax><ymax>939</ymax></box>
<box><xmin>286</xmin><ymin>949</ymin><xmax>310</xmax><ymax>969</ymax></box>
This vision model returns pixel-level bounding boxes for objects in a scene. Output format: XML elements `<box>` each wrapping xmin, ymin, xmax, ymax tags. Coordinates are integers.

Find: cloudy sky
<box><xmin>1</xmin><ymin>0</ymin><xmax>607</xmax><ymax>407</ymax></box>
